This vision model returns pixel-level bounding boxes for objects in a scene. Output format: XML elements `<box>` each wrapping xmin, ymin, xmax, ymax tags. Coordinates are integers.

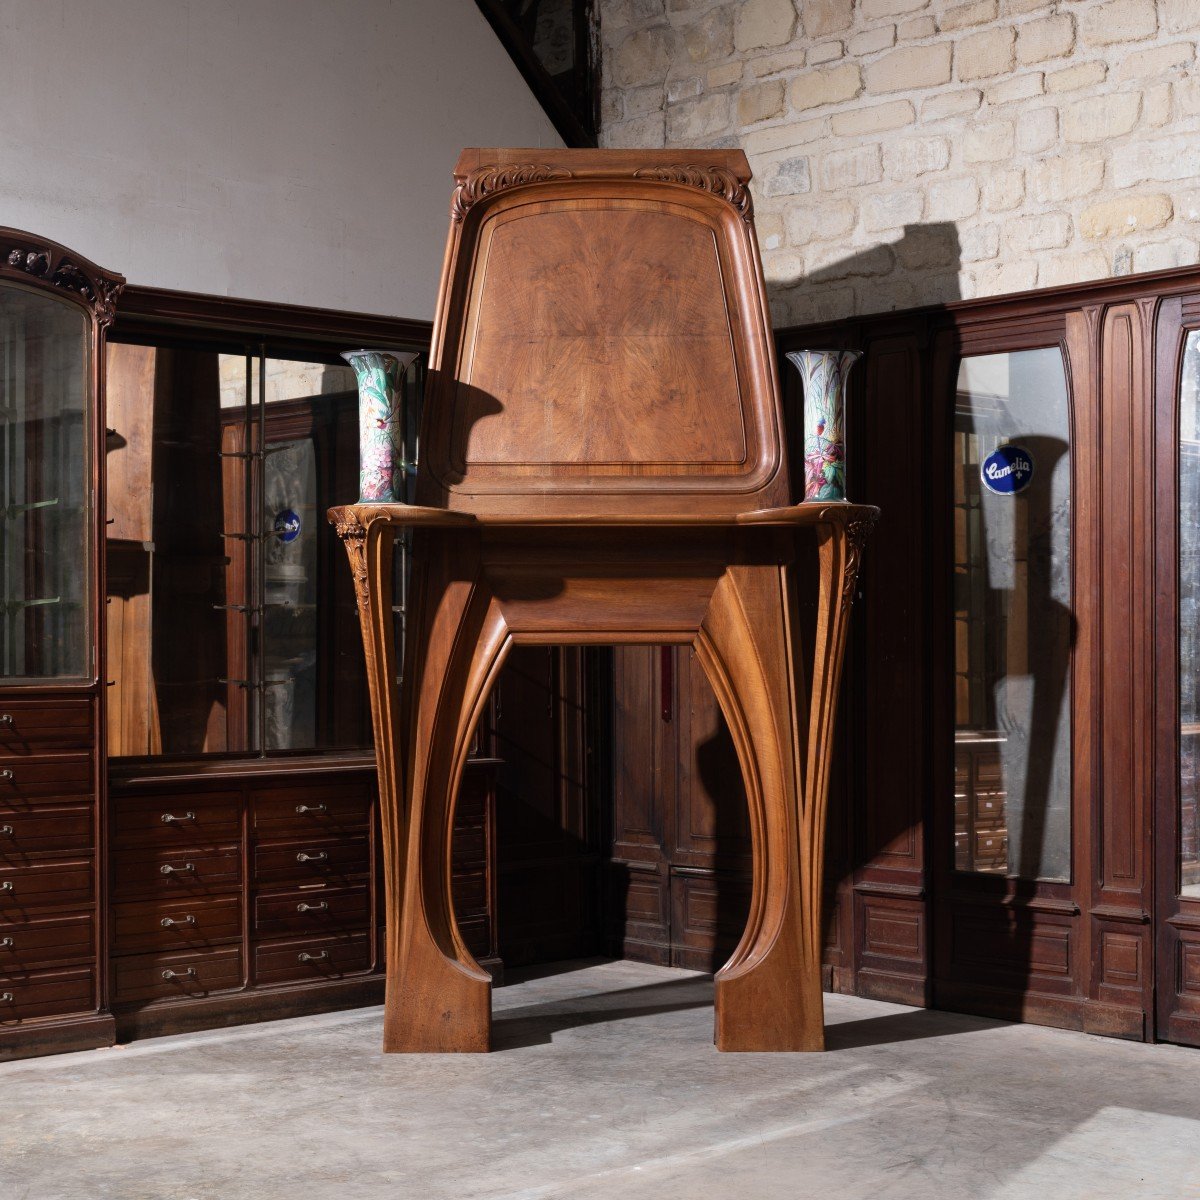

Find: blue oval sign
<box><xmin>981</xmin><ymin>444</ymin><xmax>1034</xmax><ymax>495</ymax></box>
<box><xmin>274</xmin><ymin>509</ymin><xmax>301</xmax><ymax>543</ymax></box>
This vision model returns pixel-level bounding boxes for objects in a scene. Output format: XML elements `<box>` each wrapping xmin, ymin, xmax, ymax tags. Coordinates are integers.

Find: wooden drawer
<box><xmin>111</xmin><ymin>793</ymin><xmax>240</xmax><ymax>850</ymax></box>
<box><xmin>973</xmin><ymin>793</ymin><xmax>1006</xmax><ymax>821</ymax></box>
<box><xmin>452</xmin><ymin>870</ymin><xmax>487</xmax><ymax>914</ymax></box>
<box><xmin>252</xmin><ymin>933</ymin><xmax>372</xmax><ymax>986</ymax></box>
<box><xmin>452</xmin><ymin>824</ymin><xmax>487</xmax><ymax>862</ymax></box>
<box><xmin>111</xmin><ymin>946</ymin><xmax>243</xmax><ymax>1006</ymax></box>
<box><xmin>0</xmin><ymin>964</ymin><xmax>95</xmax><ymax>1023</ymax></box>
<box><xmin>0</xmin><ymin>911</ymin><xmax>94</xmax><ymax>971</ymax></box>
<box><xmin>110</xmin><ymin>895</ymin><xmax>242</xmax><ymax>954</ymax></box>
<box><xmin>0</xmin><ymin>804</ymin><xmax>93</xmax><ymax>858</ymax></box>
<box><xmin>251</xmin><ymin>786</ymin><xmax>371</xmax><ymax>839</ymax></box>
<box><xmin>252</xmin><ymin>837</ymin><xmax>370</xmax><ymax>887</ymax></box>
<box><xmin>111</xmin><ymin>846</ymin><xmax>240</xmax><ymax>900</ymax></box>
<box><xmin>0</xmin><ymin>857</ymin><xmax>94</xmax><ymax>913</ymax></box>
<box><xmin>974</xmin><ymin>828</ymin><xmax>1008</xmax><ymax>864</ymax></box>
<box><xmin>975</xmin><ymin>756</ymin><xmax>1004</xmax><ymax>785</ymax></box>
<box><xmin>0</xmin><ymin>701</ymin><xmax>92</xmax><ymax>759</ymax></box>
<box><xmin>0</xmin><ymin>756</ymin><xmax>93</xmax><ymax>805</ymax></box>
<box><xmin>456</xmin><ymin>784</ymin><xmax>487</xmax><ymax>826</ymax></box>
<box><xmin>252</xmin><ymin>886</ymin><xmax>370</xmax><ymax>938</ymax></box>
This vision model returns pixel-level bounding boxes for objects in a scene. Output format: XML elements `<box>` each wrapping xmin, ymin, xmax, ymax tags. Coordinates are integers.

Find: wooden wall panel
<box><xmin>608</xmin><ymin>646</ymin><xmax>671</xmax><ymax>963</ymax></box>
<box><xmin>1082</xmin><ymin>300</ymin><xmax>1156</xmax><ymax>1037</ymax></box>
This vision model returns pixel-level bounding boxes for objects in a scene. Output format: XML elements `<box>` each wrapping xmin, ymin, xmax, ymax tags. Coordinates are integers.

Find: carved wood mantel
<box><xmin>332</xmin><ymin>149</ymin><xmax>878</xmax><ymax>1052</ymax></box>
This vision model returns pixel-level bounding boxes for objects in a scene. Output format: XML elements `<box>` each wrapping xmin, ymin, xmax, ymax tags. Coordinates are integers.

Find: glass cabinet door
<box><xmin>952</xmin><ymin>347</ymin><xmax>1073</xmax><ymax>881</ymax></box>
<box><xmin>0</xmin><ymin>281</ymin><xmax>91</xmax><ymax>681</ymax></box>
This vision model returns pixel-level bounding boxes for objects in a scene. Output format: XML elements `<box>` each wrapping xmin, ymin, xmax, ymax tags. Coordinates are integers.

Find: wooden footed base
<box><xmin>333</xmin><ymin>504</ymin><xmax>876</xmax><ymax>1054</ymax></box>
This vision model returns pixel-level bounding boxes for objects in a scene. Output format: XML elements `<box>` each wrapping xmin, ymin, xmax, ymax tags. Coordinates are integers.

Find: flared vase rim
<box><xmin>341</xmin><ymin>348</ymin><xmax>421</xmax><ymax>366</ymax></box>
<box><xmin>784</xmin><ymin>348</ymin><xmax>864</xmax><ymax>359</ymax></box>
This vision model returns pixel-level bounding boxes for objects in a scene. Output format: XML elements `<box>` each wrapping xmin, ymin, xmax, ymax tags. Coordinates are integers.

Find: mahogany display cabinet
<box><xmin>0</xmin><ymin>230</ymin><xmax>497</xmax><ymax>1059</ymax></box>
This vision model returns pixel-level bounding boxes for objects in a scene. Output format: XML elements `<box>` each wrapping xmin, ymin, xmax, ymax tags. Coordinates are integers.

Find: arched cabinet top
<box><xmin>419</xmin><ymin>148</ymin><xmax>790</xmax><ymax>520</ymax></box>
<box><xmin>0</xmin><ymin>227</ymin><xmax>125</xmax><ymax>327</ymax></box>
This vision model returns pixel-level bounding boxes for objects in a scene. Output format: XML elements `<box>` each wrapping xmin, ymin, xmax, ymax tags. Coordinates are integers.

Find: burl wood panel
<box><xmin>461</xmin><ymin>206</ymin><xmax>745</xmax><ymax>469</ymax></box>
<box><xmin>333</xmin><ymin>149</ymin><xmax>876</xmax><ymax>1054</ymax></box>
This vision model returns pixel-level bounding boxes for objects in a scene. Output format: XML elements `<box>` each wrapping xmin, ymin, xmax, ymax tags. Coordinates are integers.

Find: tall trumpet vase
<box><xmin>342</xmin><ymin>349</ymin><xmax>419</xmax><ymax>503</ymax></box>
<box><xmin>785</xmin><ymin>348</ymin><xmax>863</xmax><ymax>503</ymax></box>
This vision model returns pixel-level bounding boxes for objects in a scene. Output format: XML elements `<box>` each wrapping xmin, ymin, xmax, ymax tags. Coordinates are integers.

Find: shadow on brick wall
<box><xmin>766</xmin><ymin>221</ymin><xmax>963</xmax><ymax>328</ymax></box>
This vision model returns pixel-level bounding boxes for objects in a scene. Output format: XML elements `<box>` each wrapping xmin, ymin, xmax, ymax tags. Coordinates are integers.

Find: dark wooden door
<box><xmin>929</xmin><ymin>320</ymin><xmax>1094</xmax><ymax>1028</ymax></box>
<box><xmin>931</xmin><ymin>300</ymin><xmax>1164</xmax><ymax>1041</ymax></box>
<box><xmin>491</xmin><ymin>646</ymin><xmax>602</xmax><ymax>967</ymax></box>
<box><xmin>609</xmin><ymin>645</ymin><xmax>755</xmax><ymax>974</ymax></box>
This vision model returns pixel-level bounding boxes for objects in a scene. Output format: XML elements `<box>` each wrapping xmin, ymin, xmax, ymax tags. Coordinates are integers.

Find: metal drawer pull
<box><xmin>1</xmin><ymin>937</ymin><xmax>12</xmax><ymax>947</ymax></box>
<box><xmin>0</xmin><ymin>825</ymin><xmax>12</xmax><ymax>836</ymax></box>
<box><xmin>296</xmin><ymin>851</ymin><xmax>328</xmax><ymax>863</ymax></box>
<box><xmin>297</xmin><ymin>901</ymin><xmax>328</xmax><ymax>913</ymax></box>
<box><xmin>161</xmin><ymin>968</ymin><xmax>196</xmax><ymax>981</ymax></box>
<box><xmin>160</xmin><ymin>811</ymin><xmax>196</xmax><ymax>824</ymax></box>
<box><xmin>160</xmin><ymin>862</ymin><xmax>195</xmax><ymax>875</ymax></box>
<box><xmin>160</xmin><ymin>915</ymin><xmax>196</xmax><ymax>927</ymax></box>
<box><xmin>298</xmin><ymin>950</ymin><xmax>329</xmax><ymax>963</ymax></box>
<box><xmin>1</xmin><ymin>882</ymin><xmax>12</xmax><ymax>892</ymax></box>
<box><xmin>0</xmin><ymin>713</ymin><xmax>12</xmax><ymax>725</ymax></box>
<box><xmin>0</xmin><ymin>992</ymin><xmax>12</xmax><ymax>1002</ymax></box>
<box><xmin>295</xmin><ymin>803</ymin><xmax>327</xmax><ymax>814</ymax></box>
<box><xmin>0</xmin><ymin>770</ymin><xmax>12</xmax><ymax>781</ymax></box>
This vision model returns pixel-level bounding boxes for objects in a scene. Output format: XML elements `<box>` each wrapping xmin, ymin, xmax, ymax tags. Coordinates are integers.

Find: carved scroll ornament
<box><xmin>450</xmin><ymin>164</ymin><xmax>574</xmax><ymax>221</ymax></box>
<box><xmin>632</xmin><ymin>164</ymin><xmax>754</xmax><ymax>221</ymax></box>
<box><xmin>0</xmin><ymin>232</ymin><xmax>125</xmax><ymax>326</ymax></box>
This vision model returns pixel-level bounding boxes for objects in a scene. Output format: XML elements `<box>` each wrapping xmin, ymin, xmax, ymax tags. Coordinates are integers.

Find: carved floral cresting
<box><xmin>1</xmin><ymin>236</ymin><xmax>125</xmax><ymax>326</ymax></box>
<box><xmin>632</xmin><ymin>165</ymin><xmax>754</xmax><ymax>221</ymax></box>
<box><xmin>785</xmin><ymin>349</ymin><xmax>863</xmax><ymax>503</ymax></box>
<box><xmin>450</xmin><ymin>164</ymin><xmax>573</xmax><ymax>221</ymax></box>
<box><xmin>342</xmin><ymin>350</ymin><xmax>419</xmax><ymax>503</ymax></box>
<box><xmin>448</xmin><ymin>162</ymin><xmax>754</xmax><ymax>223</ymax></box>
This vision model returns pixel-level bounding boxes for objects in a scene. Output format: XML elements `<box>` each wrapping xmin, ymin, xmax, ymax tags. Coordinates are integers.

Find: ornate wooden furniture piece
<box><xmin>0</xmin><ymin>230</ymin><xmax>124</xmax><ymax>1056</ymax></box>
<box><xmin>333</xmin><ymin>148</ymin><xmax>877</xmax><ymax>1052</ymax></box>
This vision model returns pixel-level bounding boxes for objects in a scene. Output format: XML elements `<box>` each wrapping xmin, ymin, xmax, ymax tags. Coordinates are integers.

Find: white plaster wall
<box><xmin>0</xmin><ymin>0</ymin><xmax>562</xmax><ymax>318</ymax></box>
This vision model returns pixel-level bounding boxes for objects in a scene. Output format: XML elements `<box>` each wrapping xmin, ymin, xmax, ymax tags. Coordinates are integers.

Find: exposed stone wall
<box><xmin>600</xmin><ymin>0</ymin><xmax>1200</xmax><ymax>325</ymax></box>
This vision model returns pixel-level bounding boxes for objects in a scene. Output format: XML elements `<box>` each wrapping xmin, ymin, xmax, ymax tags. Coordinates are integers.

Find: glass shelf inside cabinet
<box><xmin>0</xmin><ymin>280</ymin><xmax>91</xmax><ymax>681</ymax></box>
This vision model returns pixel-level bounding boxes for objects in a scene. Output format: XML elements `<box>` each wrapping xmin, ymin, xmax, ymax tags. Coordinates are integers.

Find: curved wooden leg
<box><xmin>696</xmin><ymin>520</ymin><xmax>870</xmax><ymax>1052</ymax></box>
<box><xmin>696</xmin><ymin>560</ymin><xmax>817</xmax><ymax>1051</ymax></box>
<box><xmin>384</xmin><ymin>533</ymin><xmax>509</xmax><ymax>1052</ymax></box>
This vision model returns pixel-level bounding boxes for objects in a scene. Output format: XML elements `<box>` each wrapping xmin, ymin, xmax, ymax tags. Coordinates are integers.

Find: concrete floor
<box><xmin>2</xmin><ymin>960</ymin><xmax>1198</xmax><ymax>1200</ymax></box>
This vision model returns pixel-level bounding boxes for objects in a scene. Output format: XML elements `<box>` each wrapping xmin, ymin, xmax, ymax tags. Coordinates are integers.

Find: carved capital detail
<box><xmin>334</xmin><ymin>513</ymin><xmax>370</xmax><ymax>610</ymax></box>
<box><xmin>839</xmin><ymin>512</ymin><xmax>880</xmax><ymax>614</ymax></box>
<box><xmin>0</xmin><ymin>231</ymin><xmax>125</xmax><ymax>326</ymax></box>
<box><xmin>632</xmin><ymin>165</ymin><xmax>754</xmax><ymax>221</ymax></box>
<box><xmin>450</xmin><ymin>164</ymin><xmax>574</xmax><ymax>222</ymax></box>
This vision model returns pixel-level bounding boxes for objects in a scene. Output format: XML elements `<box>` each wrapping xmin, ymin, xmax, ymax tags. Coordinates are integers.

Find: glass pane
<box><xmin>256</xmin><ymin>357</ymin><xmax>368</xmax><ymax>753</ymax></box>
<box><xmin>108</xmin><ymin>344</ymin><xmax>419</xmax><ymax>760</ymax></box>
<box><xmin>1178</xmin><ymin>330</ymin><xmax>1200</xmax><ymax>898</ymax></box>
<box><xmin>953</xmin><ymin>348</ymin><xmax>1072</xmax><ymax>881</ymax></box>
<box><xmin>262</xmin><ymin>437</ymin><xmax>317</xmax><ymax>751</ymax></box>
<box><xmin>107</xmin><ymin>346</ymin><xmax>247</xmax><ymax>755</ymax></box>
<box><xmin>0</xmin><ymin>282</ymin><xmax>90</xmax><ymax>680</ymax></box>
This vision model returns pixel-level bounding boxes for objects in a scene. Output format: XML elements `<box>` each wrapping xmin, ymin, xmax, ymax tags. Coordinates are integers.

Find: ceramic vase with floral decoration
<box><xmin>785</xmin><ymin>348</ymin><xmax>863</xmax><ymax>502</ymax></box>
<box><xmin>341</xmin><ymin>349</ymin><xmax>419</xmax><ymax>503</ymax></box>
